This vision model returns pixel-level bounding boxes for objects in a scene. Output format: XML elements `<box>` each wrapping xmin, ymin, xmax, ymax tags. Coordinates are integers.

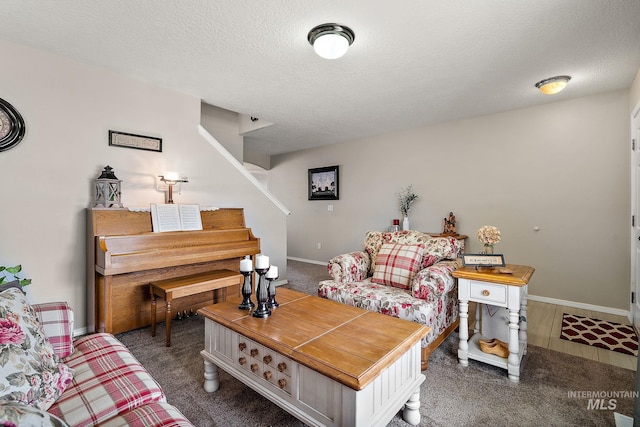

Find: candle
<box><xmin>240</xmin><ymin>257</ymin><xmax>252</xmax><ymax>272</ymax></box>
<box><xmin>256</xmin><ymin>254</ymin><xmax>269</xmax><ymax>269</ymax></box>
<box><xmin>266</xmin><ymin>265</ymin><xmax>278</xmax><ymax>279</ymax></box>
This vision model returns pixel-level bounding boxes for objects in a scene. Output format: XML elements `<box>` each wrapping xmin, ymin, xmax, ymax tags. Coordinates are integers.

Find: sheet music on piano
<box><xmin>150</xmin><ymin>203</ymin><xmax>203</xmax><ymax>232</ymax></box>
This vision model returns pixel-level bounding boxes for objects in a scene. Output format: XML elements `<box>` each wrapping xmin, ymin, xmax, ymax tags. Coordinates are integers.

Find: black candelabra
<box><xmin>238</xmin><ymin>270</ymin><xmax>255</xmax><ymax>310</ymax></box>
<box><xmin>252</xmin><ymin>266</ymin><xmax>271</xmax><ymax>318</ymax></box>
<box><xmin>267</xmin><ymin>271</ymin><xmax>279</xmax><ymax>308</ymax></box>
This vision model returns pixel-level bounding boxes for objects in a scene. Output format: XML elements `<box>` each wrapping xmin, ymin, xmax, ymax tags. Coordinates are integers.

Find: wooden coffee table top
<box><xmin>199</xmin><ymin>288</ymin><xmax>430</xmax><ymax>390</ymax></box>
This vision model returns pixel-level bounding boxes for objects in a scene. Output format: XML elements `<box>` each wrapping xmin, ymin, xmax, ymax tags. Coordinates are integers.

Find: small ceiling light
<box><xmin>307</xmin><ymin>23</ymin><xmax>355</xmax><ymax>59</ymax></box>
<box><xmin>535</xmin><ymin>75</ymin><xmax>571</xmax><ymax>95</ymax></box>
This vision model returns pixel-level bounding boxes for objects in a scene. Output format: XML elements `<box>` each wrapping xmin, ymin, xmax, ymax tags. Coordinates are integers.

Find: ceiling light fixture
<box><xmin>307</xmin><ymin>23</ymin><xmax>355</xmax><ymax>59</ymax></box>
<box><xmin>535</xmin><ymin>75</ymin><xmax>571</xmax><ymax>95</ymax></box>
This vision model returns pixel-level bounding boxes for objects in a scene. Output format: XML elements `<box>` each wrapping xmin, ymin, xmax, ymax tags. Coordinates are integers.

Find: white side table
<box><xmin>453</xmin><ymin>264</ymin><xmax>534</xmax><ymax>382</ymax></box>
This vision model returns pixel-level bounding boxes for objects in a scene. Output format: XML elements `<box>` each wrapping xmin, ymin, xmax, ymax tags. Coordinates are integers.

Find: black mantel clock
<box><xmin>0</xmin><ymin>97</ymin><xmax>26</xmax><ymax>152</ymax></box>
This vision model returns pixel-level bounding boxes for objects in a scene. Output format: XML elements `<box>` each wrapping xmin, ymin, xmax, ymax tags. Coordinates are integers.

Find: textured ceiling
<box><xmin>1</xmin><ymin>1</ymin><xmax>640</xmax><ymax>157</ymax></box>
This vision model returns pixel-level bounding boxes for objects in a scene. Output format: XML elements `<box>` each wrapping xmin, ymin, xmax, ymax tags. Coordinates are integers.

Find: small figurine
<box><xmin>443</xmin><ymin>212</ymin><xmax>458</xmax><ymax>235</ymax></box>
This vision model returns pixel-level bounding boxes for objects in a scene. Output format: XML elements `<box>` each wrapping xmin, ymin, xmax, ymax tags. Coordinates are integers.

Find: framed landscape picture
<box><xmin>308</xmin><ymin>165</ymin><xmax>339</xmax><ymax>200</ymax></box>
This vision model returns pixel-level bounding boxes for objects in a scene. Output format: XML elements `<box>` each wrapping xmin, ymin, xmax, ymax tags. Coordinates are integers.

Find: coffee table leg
<box><xmin>203</xmin><ymin>359</ymin><xmax>220</xmax><ymax>392</ymax></box>
<box><xmin>403</xmin><ymin>387</ymin><xmax>421</xmax><ymax>425</ymax></box>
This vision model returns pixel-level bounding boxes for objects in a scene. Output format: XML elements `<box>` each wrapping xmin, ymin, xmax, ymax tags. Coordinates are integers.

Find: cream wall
<box><xmin>0</xmin><ymin>39</ymin><xmax>287</xmax><ymax>330</ymax></box>
<box><xmin>270</xmin><ymin>90</ymin><xmax>630</xmax><ymax>311</ymax></box>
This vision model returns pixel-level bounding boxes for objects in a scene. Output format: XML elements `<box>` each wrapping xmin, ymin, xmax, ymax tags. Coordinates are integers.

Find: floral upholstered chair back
<box><xmin>326</xmin><ymin>230</ymin><xmax>463</xmax><ymax>284</ymax></box>
<box><xmin>365</xmin><ymin>230</ymin><xmax>462</xmax><ymax>273</ymax></box>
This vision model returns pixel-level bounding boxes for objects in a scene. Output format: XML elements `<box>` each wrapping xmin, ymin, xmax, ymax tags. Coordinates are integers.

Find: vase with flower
<box><xmin>477</xmin><ymin>226</ymin><xmax>501</xmax><ymax>254</ymax></box>
<box><xmin>398</xmin><ymin>185</ymin><xmax>419</xmax><ymax>231</ymax></box>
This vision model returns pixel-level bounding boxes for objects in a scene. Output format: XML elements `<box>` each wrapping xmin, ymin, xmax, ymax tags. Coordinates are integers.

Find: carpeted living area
<box><xmin>116</xmin><ymin>260</ymin><xmax>636</xmax><ymax>426</ymax></box>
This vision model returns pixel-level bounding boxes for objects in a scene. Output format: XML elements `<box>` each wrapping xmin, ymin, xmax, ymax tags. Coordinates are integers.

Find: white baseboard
<box><xmin>273</xmin><ymin>279</ymin><xmax>288</xmax><ymax>287</ymax></box>
<box><xmin>287</xmin><ymin>256</ymin><xmax>327</xmax><ymax>266</ymax></box>
<box><xmin>528</xmin><ymin>294</ymin><xmax>630</xmax><ymax>319</ymax></box>
<box><xmin>73</xmin><ymin>327</ymin><xmax>88</xmax><ymax>338</ymax></box>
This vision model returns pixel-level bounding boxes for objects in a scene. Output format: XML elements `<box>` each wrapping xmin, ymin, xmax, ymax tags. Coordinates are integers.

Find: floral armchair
<box><xmin>318</xmin><ymin>230</ymin><xmax>463</xmax><ymax>370</ymax></box>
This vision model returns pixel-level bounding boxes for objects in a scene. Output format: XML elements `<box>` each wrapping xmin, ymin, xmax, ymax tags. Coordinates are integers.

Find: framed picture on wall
<box><xmin>109</xmin><ymin>130</ymin><xmax>162</xmax><ymax>152</ymax></box>
<box><xmin>308</xmin><ymin>165</ymin><xmax>339</xmax><ymax>200</ymax></box>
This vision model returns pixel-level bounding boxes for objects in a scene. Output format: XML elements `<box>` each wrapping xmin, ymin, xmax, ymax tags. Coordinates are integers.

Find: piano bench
<box><xmin>150</xmin><ymin>269</ymin><xmax>243</xmax><ymax>346</ymax></box>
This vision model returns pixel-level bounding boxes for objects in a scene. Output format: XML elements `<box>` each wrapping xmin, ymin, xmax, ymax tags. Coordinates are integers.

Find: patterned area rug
<box><xmin>560</xmin><ymin>313</ymin><xmax>638</xmax><ymax>356</ymax></box>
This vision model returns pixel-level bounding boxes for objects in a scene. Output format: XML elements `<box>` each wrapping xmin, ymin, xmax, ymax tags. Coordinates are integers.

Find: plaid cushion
<box><xmin>363</xmin><ymin>230</ymin><xmax>431</xmax><ymax>275</ymax></box>
<box><xmin>48</xmin><ymin>333</ymin><xmax>166</xmax><ymax>427</ymax></box>
<box><xmin>32</xmin><ymin>301</ymin><xmax>74</xmax><ymax>359</ymax></box>
<box><xmin>371</xmin><ymin>243</ymin><xmax>425</xmax><ymax>289</ymax></box>
<box><xmin>96</xmin><ymin>402</ymin><xmax>194</xmax><ymax>427</ymax></box>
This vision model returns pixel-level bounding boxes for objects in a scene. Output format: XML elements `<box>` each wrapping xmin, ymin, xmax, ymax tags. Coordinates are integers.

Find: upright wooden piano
<box><xmin>87</xmin><ymin>208</ymin><xmax>260</xmax><ymax>334</ymax></box>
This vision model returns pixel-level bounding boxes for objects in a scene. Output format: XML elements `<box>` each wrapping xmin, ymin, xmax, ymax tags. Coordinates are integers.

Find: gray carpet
<box><xmin>116</xmin><ymin>260</ymin><xmax>636</xmax><ymax>426</ymax></box>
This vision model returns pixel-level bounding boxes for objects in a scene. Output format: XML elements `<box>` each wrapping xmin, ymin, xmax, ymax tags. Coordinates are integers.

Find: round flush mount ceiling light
<box><xmin>307</xmin><ymin>23</ymin><xmax>355</xmax><ymax>59</ymax></box>
<box><xmin>535</xmin><ymin>75</ymin><xmax>571</xmax><ymax>95</ymax></box>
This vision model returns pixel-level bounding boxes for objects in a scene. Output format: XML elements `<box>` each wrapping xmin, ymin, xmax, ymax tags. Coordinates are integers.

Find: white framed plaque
<box><xmin>461</xmin><ymin>254</ymin><xmax>506</xmax><ymax>267</ymax></box>
<box><xmin>109</xmin><ymin>130</ymin><xmax>162</xmax><ymax>152</ymax></box>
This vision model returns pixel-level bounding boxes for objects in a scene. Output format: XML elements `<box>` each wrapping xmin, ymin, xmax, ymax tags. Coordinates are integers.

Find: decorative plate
<box><xmin>0</xmin><ymin>97</ymin><xmax>26</xmax><ymax>152</ymax></box>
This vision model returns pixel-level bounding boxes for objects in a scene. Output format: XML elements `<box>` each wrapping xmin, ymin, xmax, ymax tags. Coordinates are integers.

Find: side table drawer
<box><xmin>469</xmin><ymin>281</ymin><xmax>506</xmax><ymax>305</ymax></box>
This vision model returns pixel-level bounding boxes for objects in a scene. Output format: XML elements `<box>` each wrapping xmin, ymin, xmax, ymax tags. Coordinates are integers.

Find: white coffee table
<box><xmin>199</xmin><ymin>288</ymin><xmax>430</xmax><ymax>426</ymax></box>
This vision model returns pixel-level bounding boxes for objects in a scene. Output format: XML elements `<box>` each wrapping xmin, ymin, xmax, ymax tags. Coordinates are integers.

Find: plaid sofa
<box><xmin>318</xmin><ymin>230</ymin><xmax>463</xmax><ymax>370</ymax></box>
<box><xmin>31</xmin><ymin>302</ymin><xmax>194</xmax><ymax>427</ymax></box>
